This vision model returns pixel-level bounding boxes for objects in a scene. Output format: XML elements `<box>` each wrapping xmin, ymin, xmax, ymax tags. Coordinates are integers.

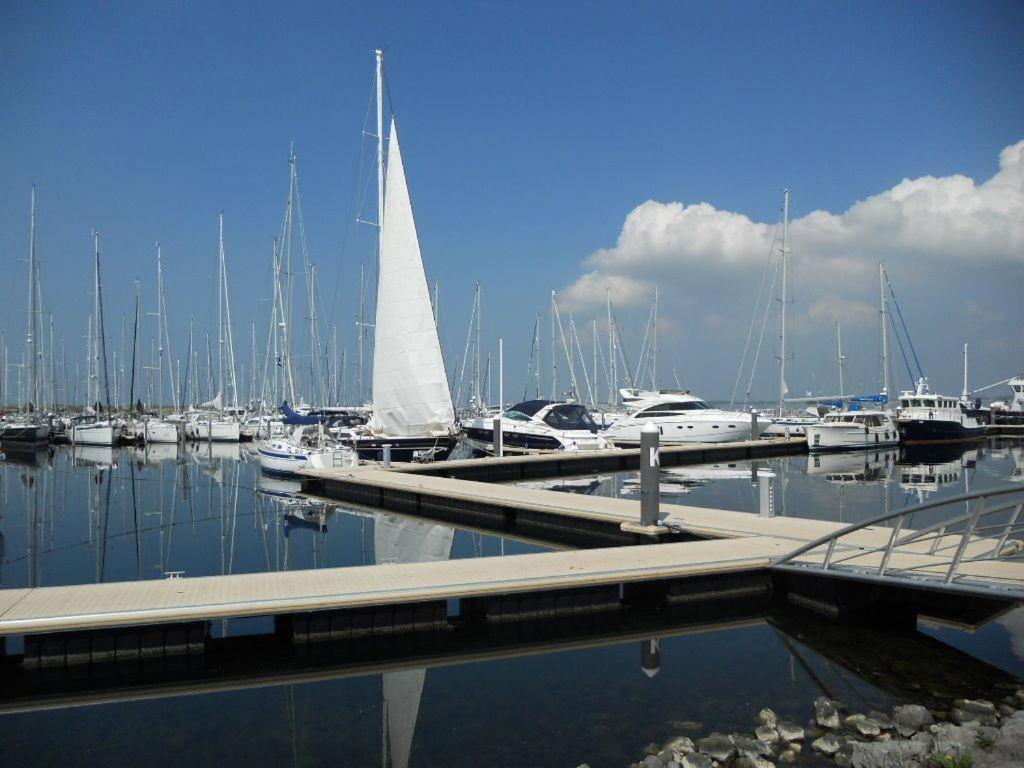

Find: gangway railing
<box><xmin>771</xmin><ymin>486</ymin><xmax>1024</xmax><ymax>600</ymax></box>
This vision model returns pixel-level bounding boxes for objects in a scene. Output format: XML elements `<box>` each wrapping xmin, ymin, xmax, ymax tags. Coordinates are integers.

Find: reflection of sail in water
<box><xmin>374</xmin><ymin>515</ymin><xmax>454</xmax><ymax>768</ymax></box>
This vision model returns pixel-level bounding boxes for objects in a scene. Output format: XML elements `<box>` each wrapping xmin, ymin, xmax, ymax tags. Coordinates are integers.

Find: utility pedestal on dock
<box><xmin>640</xmin><ymin>422</ymin><xmax>660</xmax><ymax>527</ymax></box>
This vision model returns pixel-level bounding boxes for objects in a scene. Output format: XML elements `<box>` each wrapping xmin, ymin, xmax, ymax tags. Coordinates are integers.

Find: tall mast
<box><xmin>533</xmin><ymin>314</ymin><xmax>542</xmax><ymax>399</ymax></box>
<box><xmin>219</xmin><ymin>213</ymin><xmax>239</xmax><ymax>408</ymax></box>
<box><xmin>550</xmin><ymin>291</ymin><xmax>557</xmax><ymax>399</ymax></box>
<box><xmin>375</xmin><ymin>48</ymin><xmax>385</xmax><ymax>257</ymax></box>
<box><xmin>836</xmin><ymin>321</ymin><xmax>844</xmax><ymax>398</ymax></box>
<box><xmin>357</xmin><ymin>262</ymin><xmax>365</xmax><ymax>403</ymax></box>
<box><xmin>777</xmin><ymin>188</ymin><xmax>790</xmax><ymax>417</ymax></box>
<box><xmin>879</xmin><ymin>262</ymin><xmax>890</xmax><ymax>399</ymax></box>
<box><xmin>474</xmin><ymin>283</ymin><xmax>482</xmax><ymax>410</ymax></box>
<box><xmin>592</xmin><ymin>317</ymin><xmax>598</xmax><ymax>408</ymax></box>
<box><xmin>607</xmin><ymin>289</ymin><xmax>615</xmax><ymax>404</ymax></box>
<box><xmin>962</xmin><ymin>342</ymin><xmax>969</xmax><ymax>400</ymax></box>
<box><xmin>156</xmin><ymin>242</ymin><xmax>164</xmax><ymax>412</ymax></box>
<box><xmin>27</xmin><ymin>185</ymin><xmax>38</xmax><ymax>410</ymax></box>
<box><xmin>652</xmin><ymin>285</ymin><xmax>658</xmax><ymax>390</ymax></box>
<box><xmin>93</xmin><ymin>231</ymin><xmax>111</xmax><ymax>410</ymax></box>
<box><xmin>217</xmin><ymin>215</ymin><xmax>224</xmax><ymax>405</ymax></box>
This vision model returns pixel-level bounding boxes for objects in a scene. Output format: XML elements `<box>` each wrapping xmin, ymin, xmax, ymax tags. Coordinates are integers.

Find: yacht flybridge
<box><xmin>464</xmin><ymin>400</ymin><xmax>611</xmax><ymax>453</ymax></box>
<box><xmin>605</xmin><ymin>391</ymin><xmax>767</xmax><ymax>445</ymax></box>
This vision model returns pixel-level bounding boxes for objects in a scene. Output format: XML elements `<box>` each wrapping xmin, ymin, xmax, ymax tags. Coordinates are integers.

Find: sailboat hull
<box><xmin>1</xmin><ymin>423</ymin><xmax>51</xmax><ymax>448</ymax></box>
<box><xmin>349</xmin><ymin>435</ymin><xmax>458</xmax><ymax>463</ymax></box>
<box><xmin>71</xmin><ymin>422</ymin><xmax>119</xmax><ymax>446</ymax></box>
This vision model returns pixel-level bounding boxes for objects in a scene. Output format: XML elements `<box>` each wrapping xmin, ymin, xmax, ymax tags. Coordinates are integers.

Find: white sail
<box><xmin>375</xmin><ymin>515</ymin><xmax>455</xmax><ymax>768</ymax></box>
<box><xmin>369</xmin><ymin>120</ymin><xmax>455</xmax><ymax>438</ymax></box>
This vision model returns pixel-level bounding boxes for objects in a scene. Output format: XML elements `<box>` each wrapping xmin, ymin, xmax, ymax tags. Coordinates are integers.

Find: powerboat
<box><xmin>895</xmin><ymin>379</ymin><xmax>986</xmax><ymax>444</ymax></box>
<box><xmin>605</xmin><ymin>391</ymin><xmax>767</xmax><ymax>445</ymax></box>
<box><xmin>464</xmin><ymin>400</ymin><xmax>612</xmax><ymax>453</ymax></box>
<box><xmin>257</xmin><ymin>425</ymin><xmax>358</xmax><ymax>478</ymax></box>
<box><xmin>805</xmin><ymin>410</ymin><xmax>898</xmax><ymax>452</ymax></box>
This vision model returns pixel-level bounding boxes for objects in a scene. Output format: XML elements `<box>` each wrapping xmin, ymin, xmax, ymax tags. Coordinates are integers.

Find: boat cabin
<box><xmin>503</xmin><ymin>400</ymin><xmax>600</xmax><ymax>432</ymax></box>
<box><xmin>822</xmin><ymin>412</ymin><xmax>887</xmax><ymax>426</ymax></box>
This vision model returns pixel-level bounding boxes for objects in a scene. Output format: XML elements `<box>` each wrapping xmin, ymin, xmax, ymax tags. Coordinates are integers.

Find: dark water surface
<box><xmin>0</xmin><ymin>438</ymin><xmax>1021</xmax><ymax>767</ymax></box>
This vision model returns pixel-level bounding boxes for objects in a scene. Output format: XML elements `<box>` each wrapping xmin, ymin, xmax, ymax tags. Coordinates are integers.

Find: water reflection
<box><xmin>514</xmin><ymin>439</ymin><xmax>1023</xmax><ymax>528</ymax></box>
<box><xmin>0</xmin><ymin>445</ymin><xmax>541</xmax><ymax>596</ymax></box>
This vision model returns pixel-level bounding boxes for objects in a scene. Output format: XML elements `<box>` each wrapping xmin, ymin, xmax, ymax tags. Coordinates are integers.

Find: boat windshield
<box><xmin>637</xmin><ymin>401</ymin><xmax>712</xmax><ymax>415</ymax></box>
<box><xmin>543</xmin><ymin>404</ymin><xmax>598</xmax><ymax>431</ymax></box>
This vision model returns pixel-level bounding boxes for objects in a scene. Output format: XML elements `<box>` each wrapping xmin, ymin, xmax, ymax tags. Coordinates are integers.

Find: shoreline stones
<box><xmin>625</xmin><ymin>685</ymin><xmax>1024</xmax><ymax>768</ymax></box>
<box><xmin>815</xmin><ymin>697</ymin><xmax>842</xmax><ymax>730</ymax></box>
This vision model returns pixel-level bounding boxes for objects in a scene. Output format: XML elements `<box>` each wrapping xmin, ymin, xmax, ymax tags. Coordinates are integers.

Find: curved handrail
<box><xmin>773</xmin><ymin>485</ymin><xmax>1024</xmax><ymax>567</ymax></box>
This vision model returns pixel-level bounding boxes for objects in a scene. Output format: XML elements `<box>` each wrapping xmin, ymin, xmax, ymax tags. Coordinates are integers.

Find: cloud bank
<box><xmin>562</xmin><ymin>139</ymin><xmax>1024</xmax><ymax>310</ymax></box>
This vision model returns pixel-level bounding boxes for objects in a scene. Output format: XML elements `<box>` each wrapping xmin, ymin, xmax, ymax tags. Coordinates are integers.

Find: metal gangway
<box><xmin>772</xmin><ymin>486</ymin><xmax>1024</xmax><ymax>600</ymax></box>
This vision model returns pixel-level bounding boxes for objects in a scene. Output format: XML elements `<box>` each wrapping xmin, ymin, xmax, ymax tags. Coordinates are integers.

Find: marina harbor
<box><xmin>3</xmin><ymin>7</ymin><xmax>1024</xmax><ymax>767</ymax></box>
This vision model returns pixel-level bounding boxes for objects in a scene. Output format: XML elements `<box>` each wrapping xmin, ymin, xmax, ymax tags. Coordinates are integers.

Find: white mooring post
<box><xmin>758</xmin><ymin>468</ymin><xmax>776</xmax><ymax>517</ymax></box>
<box><xmin>640</xmin><ymin>421</ymin><xmax>660</xmax><ymax>526</ymax></box>
<box><xmin>382</xmin><ymin>443</ymin><xmax>392</xmax><ymax>468</ymax></box>
<box><xmin>494</xmin><ymin>338</ymin><xmax>504</xmax><ymax>457</ymax></box>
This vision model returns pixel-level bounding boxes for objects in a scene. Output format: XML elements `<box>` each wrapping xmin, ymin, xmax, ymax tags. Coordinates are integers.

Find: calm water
<box><xmin>0</xmin><ymin>438</ymin><xmax>1022</xmax><ymax>767</ymax></box>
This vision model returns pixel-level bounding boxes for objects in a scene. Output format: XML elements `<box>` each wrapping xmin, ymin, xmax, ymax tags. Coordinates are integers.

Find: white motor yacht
<box><xmin>464</xmin><ymin>400</ymin><xmax>612</xmax><ymax>453</ymax></box>
<box><xmin>805</xmin><ymin>410</ymin><xmax>898</xmax><ymax>452</ymax></box>
<box><xmin>605</xmin><ymin>391</ymin><xmax>767</xmax><ymax>445</ymax></box>
<box><xmin>257</xmin><ymin>425</ymin><xmax>359</xmax><ymax>477</ymax></box>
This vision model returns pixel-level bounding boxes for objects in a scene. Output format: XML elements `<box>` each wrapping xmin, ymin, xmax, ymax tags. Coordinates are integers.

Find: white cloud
<box><xmin>563</xmin><ymin>139</ymin><xmax>1024</xmax><ymax>309</ymax></box>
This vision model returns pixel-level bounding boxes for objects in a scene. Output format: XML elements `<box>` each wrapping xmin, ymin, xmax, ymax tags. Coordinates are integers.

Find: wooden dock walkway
<box><xmin>0</xmin><ymin>537</ymin><xmax>788</xmax><ymax>636</ymax></box>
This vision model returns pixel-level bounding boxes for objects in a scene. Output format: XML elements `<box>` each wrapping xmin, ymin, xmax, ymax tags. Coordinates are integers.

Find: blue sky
<box><xmin>1</xmin><ymin>1</ymin><xmax>1022</xmax><ymax>406</ymax></box>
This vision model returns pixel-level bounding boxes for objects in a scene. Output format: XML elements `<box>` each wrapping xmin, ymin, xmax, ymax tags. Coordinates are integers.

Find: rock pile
<box><xmin>618</xmin><ymin>688</ymin><xmax>1024</xmax><ymax>768</ymax></box>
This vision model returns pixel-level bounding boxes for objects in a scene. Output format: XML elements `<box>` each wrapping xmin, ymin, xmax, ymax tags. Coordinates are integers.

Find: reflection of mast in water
<box><xmin>375</xmin><ymin>514</ymin><xmax>455</xmax><ymax>768</ymax></box>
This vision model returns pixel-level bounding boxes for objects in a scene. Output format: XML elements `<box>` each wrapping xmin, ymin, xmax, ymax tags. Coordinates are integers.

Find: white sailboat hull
<box><xmin>134</xmin><ymin>419</ymin><xmax>179</xmax><ymax>444</ymax></box>
<box><xmin>185</xmin><ymin>420</ymin><xmax>240</xmax><ymax>442</ymax></box>
<box><xmin>71</xmin><ymin>422</ymin><xmax>118</xmax><ymax>446</ymax></box>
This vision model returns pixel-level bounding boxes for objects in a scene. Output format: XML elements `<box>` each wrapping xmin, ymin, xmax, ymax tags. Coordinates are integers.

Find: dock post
<box><xmin>758</xmin><ymin>468</ymin><xmax>776</xmax><ymax>517</ymax></box>
<box><xmin>493</xmin><ymin>415</ymin><xmax>503</xmax><ymax>457</ymax></box>
<box><xmin>751</xmin><ymin>409</ymin><xmax>759</xmax><ymax>439</ymax></box>
<box><xmin>640</xmin><ymin>422</ymin><xmax>660</xmax><ymax>526</ymax></box>
<box><xmin>382</xmin><ymin>444</ymin><xmax>392</xmax><ymax>468</ymax></box>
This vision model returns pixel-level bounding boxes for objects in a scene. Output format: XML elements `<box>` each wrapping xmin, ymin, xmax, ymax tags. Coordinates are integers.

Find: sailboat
<box><xmin>1</xmin><ymin>186</ymin><xmax>51</xmax><ymax>450</ymax></box>
<box><xmin>761</xmin><ymin>188</ymin><xmax>821</xmax><ymax>437</ymax></box>
<box><xmin>130</xmin><ymin>243</ymin><xmax>180</xmax><ymax>444</ymax></box>
<box><xmin>71</xmin><ymin>232</ymin><xmax>119</xmax><ymax>446</ymax></box>
<box><xmin>349</xmin><ymin>50</ymin><xmax>458</xmax><ymax>461</ymax></box>
<box><xmin>184</xmin><ymin>214</ymin><xmax>242</xmax><ymax>442</ymax></box>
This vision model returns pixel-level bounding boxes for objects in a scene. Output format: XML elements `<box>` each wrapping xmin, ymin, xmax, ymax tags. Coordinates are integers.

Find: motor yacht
<box><xmin>805</xmin><ymin>409</ymin><xmax>898</xmax><ymax>451</ymax></box>
<box><xmin>895</xmin><ymin>379</ymin><xmax>985</xmax><ymax>444</ymax></box>
<box><xmin>464</xmin><ymin>400</ymin><xmax>612</xmax><ymax>453</ymax></box>
<box><xmin>606</xmin><ymin>391</ymin><xmax>768</xmax><ymax>445</ymax></box>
